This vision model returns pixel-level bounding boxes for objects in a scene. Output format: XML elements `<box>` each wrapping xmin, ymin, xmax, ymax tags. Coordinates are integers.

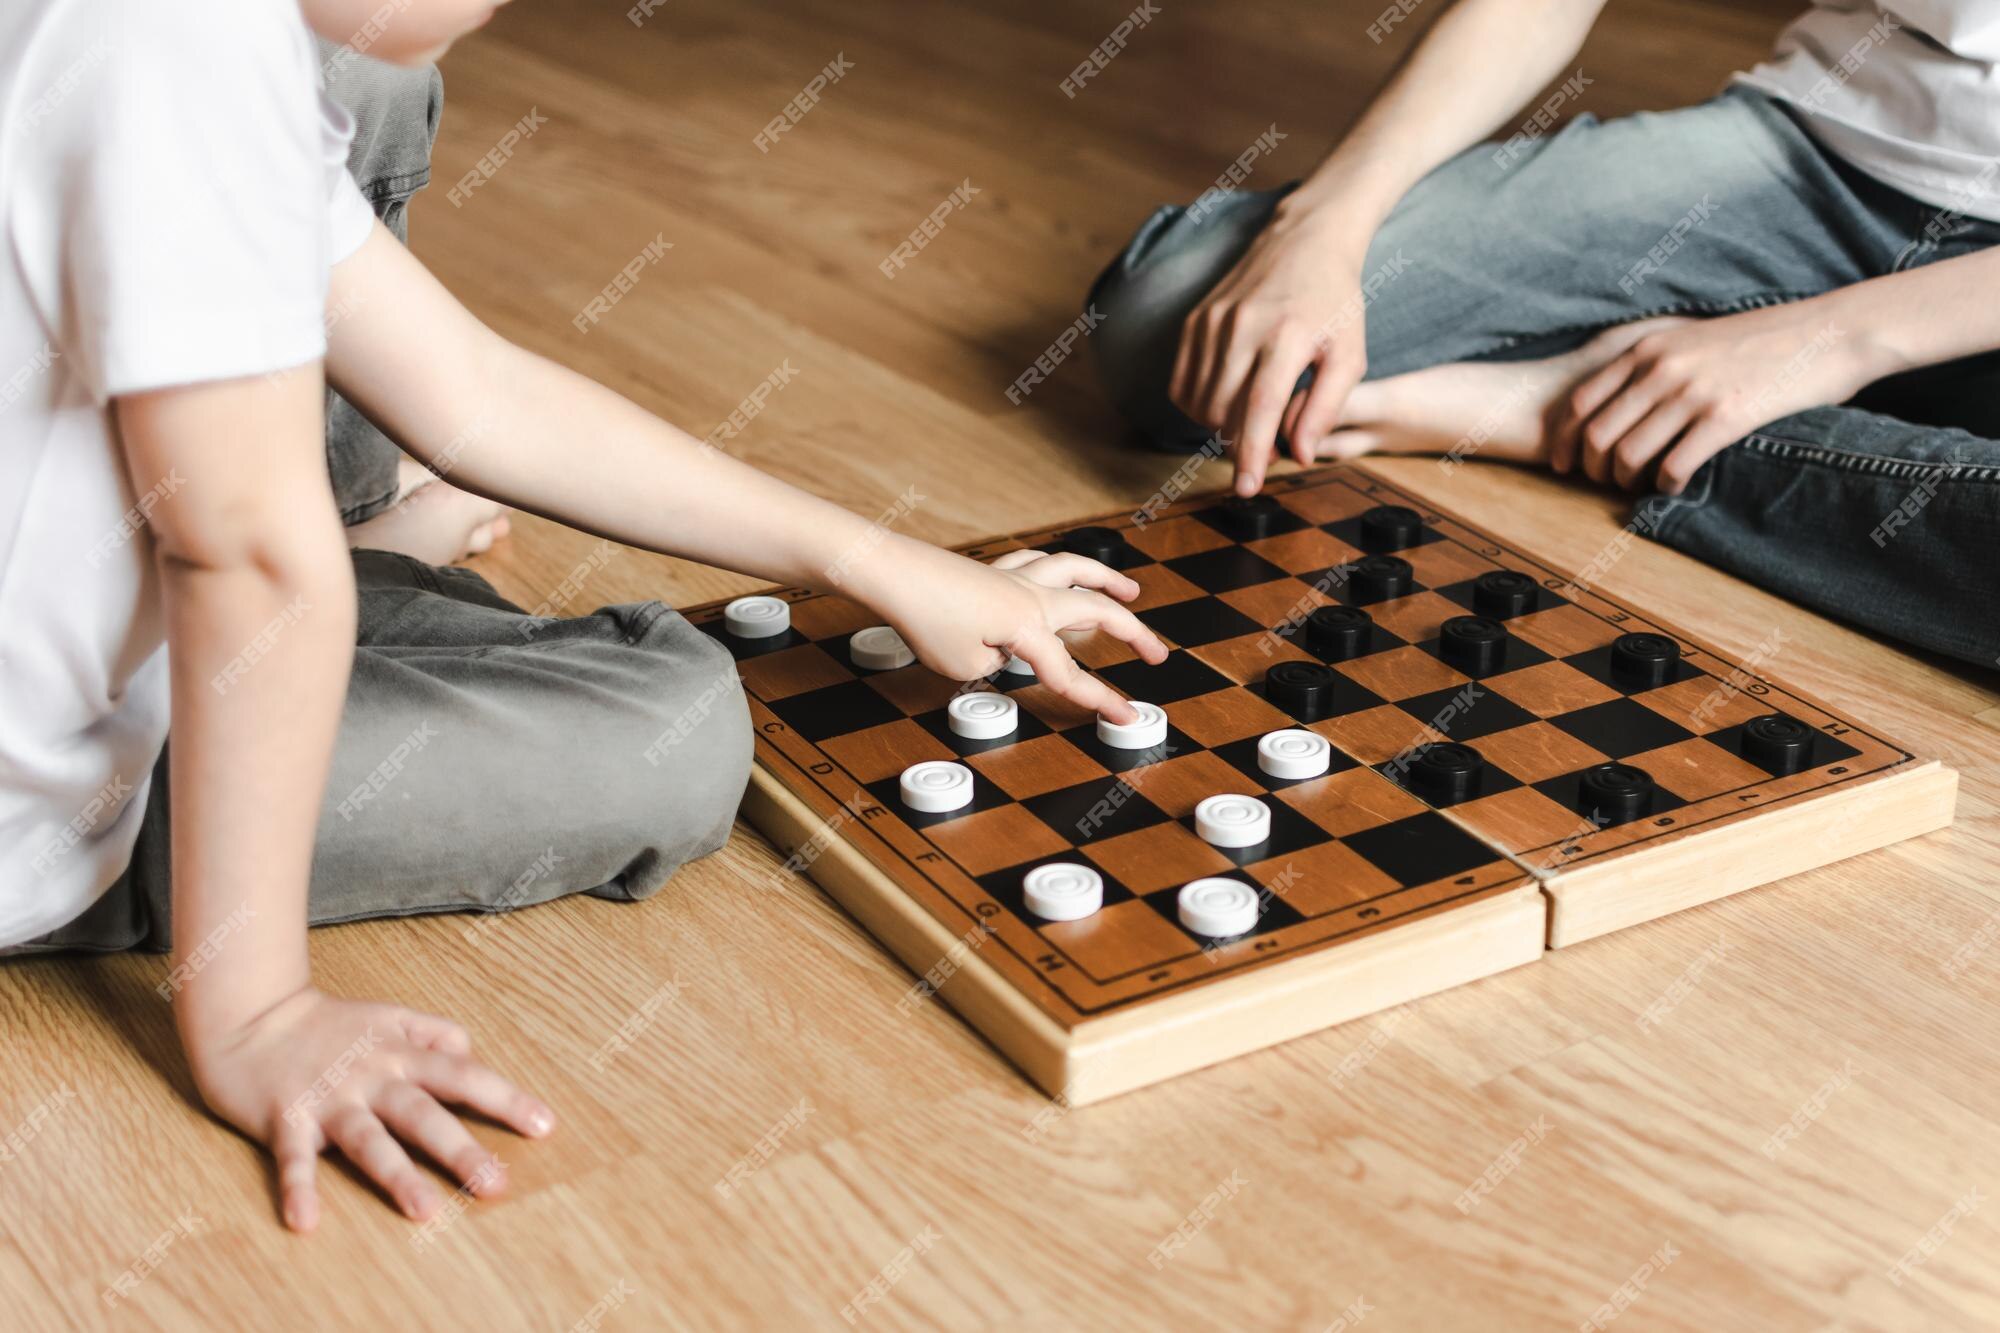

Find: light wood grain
<box><xmin>6</xmin><ymin>0</ymin><xmax>1999</xmax><ymax>1330</ymax></box>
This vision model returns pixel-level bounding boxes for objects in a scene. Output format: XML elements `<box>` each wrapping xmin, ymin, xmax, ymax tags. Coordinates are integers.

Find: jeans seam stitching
<box><xmin>356</xmin><ymin>169</ymin><xmax>432</xmax><ymax>201</ymax></box>
<box><xmin>1739</xmin><ymin>432</ymin><xmax>2000</xmax><ymax>483</ymax></box>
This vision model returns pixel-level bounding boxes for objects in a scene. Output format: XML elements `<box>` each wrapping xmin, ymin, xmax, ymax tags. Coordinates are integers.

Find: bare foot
<box><xmin>1310</xmin><ymin>317</ymin><xmax>1694</xmax><ymax>466</ymax></box>
<box><xmin>346</xmin><ymin>459</ymin><xmax>511</xmax><ymax>564</ymax></box>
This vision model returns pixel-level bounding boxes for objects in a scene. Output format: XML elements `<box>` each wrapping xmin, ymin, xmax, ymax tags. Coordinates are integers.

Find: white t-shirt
<box><xmin>1738</xmin><ymin>1</ymin><xmax>2000</xmax><ymax>220</ymax></box>
<box><xmin>0</xmin><ymin>0</ymin><xmax>375</xmax><ymax>946</ymax></box>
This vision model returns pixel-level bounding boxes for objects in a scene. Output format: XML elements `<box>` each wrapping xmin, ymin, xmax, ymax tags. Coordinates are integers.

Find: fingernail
<box><xmin>528</xmin><ymin>1108</ymin><xmax>554</xmax><ymax>1136</ymax></box>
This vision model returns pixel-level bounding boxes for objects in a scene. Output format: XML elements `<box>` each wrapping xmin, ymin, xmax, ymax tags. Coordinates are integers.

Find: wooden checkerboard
<box><xmin>686</xmin><ymin>463</ymin><xmax>1957</xmax><ymax>1104</ymax></box>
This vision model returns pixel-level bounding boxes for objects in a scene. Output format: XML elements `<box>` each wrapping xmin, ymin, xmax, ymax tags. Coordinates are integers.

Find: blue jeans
<box><xmin>1088</xmin><ymin>89</ymin><xmax>2000</xmax><ymax>667</ymax></box>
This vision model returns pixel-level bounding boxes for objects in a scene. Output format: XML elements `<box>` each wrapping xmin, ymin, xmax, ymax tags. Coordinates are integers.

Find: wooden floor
<box><xmin>8</xmin><ymin>1</ymin><xmax>1999</xmax><ymax>1328</ymax></box>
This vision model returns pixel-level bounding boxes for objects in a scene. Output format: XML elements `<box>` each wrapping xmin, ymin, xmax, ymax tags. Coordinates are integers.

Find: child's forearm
<box><xmin>1809</xmin><ymin>244</ymin><xmax>2000</xmax><ymax>384</ymax></box>
<box><xmin>445</xmin><ymin>339</ymin><xmax>917</xmax><ymax>599</ymax></box>
<box><xmin>161</xmin><ymin>554</ymin><xmax>354</xmax><ymax>1041</ymax></box>
<box><xmin>115</xmin><ymin>375</ymin><xmax>357</xmax><ymax>1047</ymax></box>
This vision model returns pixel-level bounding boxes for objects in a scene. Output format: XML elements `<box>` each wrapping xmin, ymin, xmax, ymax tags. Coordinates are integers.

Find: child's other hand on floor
<box><xmin>864</xmin><ymin>544</ymin><xmax>1169</xmax><ymax>725</ymax></box>
<box><xmin>184</xmin><ymin>986</ymin><xmax>554</xmax><ymax>1232</ymax></box>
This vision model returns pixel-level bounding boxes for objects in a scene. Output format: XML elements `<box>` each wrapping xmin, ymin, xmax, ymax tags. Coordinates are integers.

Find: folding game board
<box><xmin>686</xmin><ymin>463</ymin><xmax>1958</xmax><ymax>1104</ymax></box>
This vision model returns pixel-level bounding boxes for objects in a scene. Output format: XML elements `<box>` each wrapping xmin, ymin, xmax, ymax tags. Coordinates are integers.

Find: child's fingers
<box><xmin>415</xmin><ymin>1051</ymin><xmax>557</xmax><ymax>1140</ymax></box>
<box><xmin>273</xmin><ymin>1116</ymin><xmax>322</xmax><ymax>1233</ymax></box>
<box><xmin>397</xmin><ymin>1009</ymin><xmax>472</xmax><ymax>1055</ymax></box>
<box><xmin>1054</xmin><ymin>590</ymin><xmax>1167</xmax><ymax>664</ymax></box>
<box><xmin>1016</xmin><ymin>553</ymin><xmax>1142</xmax><ymax>601</ymax></box>
<box><xmin>324</xmin><ymin>1105</ymin><xmax>441</xmax><ymax>1221</ymax></box>
<box><xmin>1010</xmin><ymin>632</ymin><xmax>1133</xmax><ymax>723</ymax></box>
<box><xmin>376</xmin><ymin>1082</ymin><xmax>508</xmax><ymax>1197</ymax></box>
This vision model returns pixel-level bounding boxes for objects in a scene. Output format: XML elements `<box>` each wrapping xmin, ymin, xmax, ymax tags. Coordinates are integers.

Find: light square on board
<box><xmin>1011</xmin><ymin>683</ymin><xmax>1100</xmax><ymax>733</ymax></box>
<box><xmin>735</xmin><ymin>643</ymin><xmax>855</xmax><ymax>701</ymax></box>
<box><xmin>1218</xmin><ymin>576</ymin><xmax>1332</xmax><ymax>630</ymax></box>
<box><xmin>926</xmin><ymin>805</ymin><xmax>1075</xmax><ymax>877</ymax></box>
<box><xmin>1083</xmin><ymin>820</ymin><xmax>1235</xmax><ymax>895</ymax></box>
<box><xmin>1164</xmin><ymin>688</ymin><xmax>1296</xmax><ymax>748</ymax></box>
<box><xmin>1039</xmin><ymin>899</ymin><xmax>1198</xmax><ymax>978</ymax></box>
<box><xmin>1623</xmin><ymin>736</ymin><xmax>1773</xmax><ymax>802</ymax></box>
<box><xmin>1401</xmin><ymin>540</ymin><xmax>1501</xmax><ymax>590</ymax></box>
<box><xmin>1632</xmin><ymin>674</ymin><xmax>1774</xmax><ymax>734</ymax></box>
<box><xmin>1122</xmin><ymin>514</ymin><xmax>1233</xmax><ymax>562</ymax></box>
<box><xmin>1189</xmin><ymin>631</ymin><xmax>1315</xmax><ymax>687</ymax></box>
<box><xmin>1337</xmin><ymin>644</ymin><xmax>1471</xmax><ymax>702</ymax></box>
<box><xmin>1276</xmin><ymin>762</ymin><xmax>1429</xmax><ymax>837</ymax></box>
<box><xmin>1125</xmin><ymin>563</ymin><xmax>1209</xmax><ymax>613</ymax></box>
<box><xmin>865</xmin><ymin>664</ymin><xmax>965</xmax><ymax>716</ymax></box>
<box><xmin>1482</xmin><ymin>659</ymin><xmax>1623</xmax><ymax>719</ymax></box>
<box><xmin>1507</xmin><ymin>603</ymin><xmax>1627</xmax><ymax>657</ymax></box>
<box><xmin>1448</xmin><ymin>786</ymin><xmax>1598</xmax><ymax>853</ymax></box>
<box><xmin>965</xmin><ymin>733</ymin><xmax>1111</xmax><ymax>800</ymax></box>
<box><xmin>1276</xmin><ymin>479</ymin><xmax>1375</xmax><ymax>524</ymax></box>
<box><xmin>1123</xmin><ymin>751</ymin><xmax>1263</xmax><ymax>820</ymax></box>
<box><xmin>1461</xmin><ymin>720</ymin><xmax>1610</xmax><ymax>784</ymax></box>
<box><xmin>1309</xmin><ymin>703</ymin><xmax>1447</xmax><ymax>766</ymax></box>
<box><xmin>1368</xmin><ymin>590</ymin><xmax>1474</xmax><ymax>645</ymax></box>
<box><xmin>1246</xmin><ymin>839</ymin><xmax>1401</xmax><ymax>915</ymax></box>
<box><xmin>1247</xmin><ymin>526</ymin><xmax>1364</xmax><ymax>575</ymax></box>
<box><xmin>818</xmin><ymin>717</ymin><xmax>956</xmax><ymax>784</ymax></box>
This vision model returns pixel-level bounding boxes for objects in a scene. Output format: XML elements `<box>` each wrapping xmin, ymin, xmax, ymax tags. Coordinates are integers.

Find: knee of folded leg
<box><xmin>628</xmin><ymin>634</ymin><xmax>753</xmax><ymax>855</ymax></box>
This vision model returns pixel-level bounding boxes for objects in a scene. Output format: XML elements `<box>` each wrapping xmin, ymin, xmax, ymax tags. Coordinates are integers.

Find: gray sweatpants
<box><xmin>26</xmin><ymin>55</ymin><xmax>751</xmax><ymax>953</ymax></box>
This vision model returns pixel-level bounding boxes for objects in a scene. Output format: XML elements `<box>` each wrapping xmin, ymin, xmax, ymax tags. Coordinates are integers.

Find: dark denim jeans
<box><xmin>1088</xmin><ymin>88</ymin><xmax>2000</xmax><ymax>667</ymax></box>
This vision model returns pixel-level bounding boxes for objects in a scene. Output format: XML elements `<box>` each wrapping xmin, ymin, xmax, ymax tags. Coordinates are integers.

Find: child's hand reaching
<box><xmin>866</xmin><ymin>543</ymin><xmax>1169</xmax><ymax>724</ymax></box>
<box><xmin>183</xmin><ymin>987</ymin><xmax>555</xmax><ymax>1232</ymax></box>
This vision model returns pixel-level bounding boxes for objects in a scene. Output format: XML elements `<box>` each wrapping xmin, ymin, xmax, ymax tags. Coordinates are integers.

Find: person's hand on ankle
<box><xmin>1548</xmin><ymin>303</ymin><xmax>1872</xmax><ymax>494</ymax></box>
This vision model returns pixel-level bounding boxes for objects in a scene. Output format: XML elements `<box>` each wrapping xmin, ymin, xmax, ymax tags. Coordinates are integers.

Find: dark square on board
<box><xmin>1342</xmin><ymin>811</ymin><xmax>1500</xmax><ymax>885</ymax></box>
<box><xmin>1062</xmin><ymin>719</ymin><xmax>1200</xmax><ymax>775</ymax></box>
<box><xmin>1532</xmin><ymin>768</ymin><xmax>1690</xmax><ymax>829</ymax></box>
<box><xmin>1163</xmin><ymin>546</ymin><xmax>1292</xmax><ymax>595</ymax></box>
<box><xmin>1322</xmin><ymin>513</ymin><xmax>1446</xmax><ymax>555</ymax></box>
<box><xmin>1186</xmin><ymin>795</ymin><xmax>1329</xmax><ymax>868</ymax></box>
<box><xmin>1140</xmin><ymin>871</ymin><xmax>1308</xmax><ymax>944</ymax></box>
<box><xmin>1548</xmin><ymin>697</ymin><xmax>1698</xmax><ymax>758</ymax></box>
<box><xmin>1138</xmin><ymin>597</ymin><xmax>1267</xmax><ymax>649</ymax></box>
<box><xmin>911</xmin><ymin>703</ymin><xmax>1054</xmax><ymax>758</ymax></box>
<box><xmin>1395</xmin><ymin>684</ymin><xmax>1540</xmax><ymax>741</ymax></box>
<box><xmin>863</xmin><ymin>768</ymin><xmax>1012</xmax><ymax>830</ymax></box>
<box><xmin>767</xmin><ymin>678</ymin><xmax>906</xmax><ymax>742</ymax></box>
<box><xmin>1563</xmin><ymin>642</ymin><xmax>1705</xmax><ymax>694</ymax></box>
<box><xmin>1209</xmin><ymin>733</ymin><xmax>1361</xmax><ymax>789</ymax></box>
<box><xmin>1704</xmin><ymin>717</ymin><xmax>1863</xmax><ymax>776</ymax></box>
<box><xmin>698</xmin><ymin>618</ymin><xmax>804</xmax><ymax>660</ymax></box>
<box><xmin>1188</xmin><ymin>501</ymin><xmax>1312</xmax><ymax>542</ymax></box>
<box><xmin>1022</xmin><ymin>776</ymin><xmax>1173</xmax><ymax>846</ymax></box>
<box><xmin>1096</xmin><ymin>651</ymin><xmax>1235</xmax><ymax>704</ymax></box>
<box><xmin>977</xmin><ymin>851</ymin><xmax>1140</xmax><ymax>920</ymax></box>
